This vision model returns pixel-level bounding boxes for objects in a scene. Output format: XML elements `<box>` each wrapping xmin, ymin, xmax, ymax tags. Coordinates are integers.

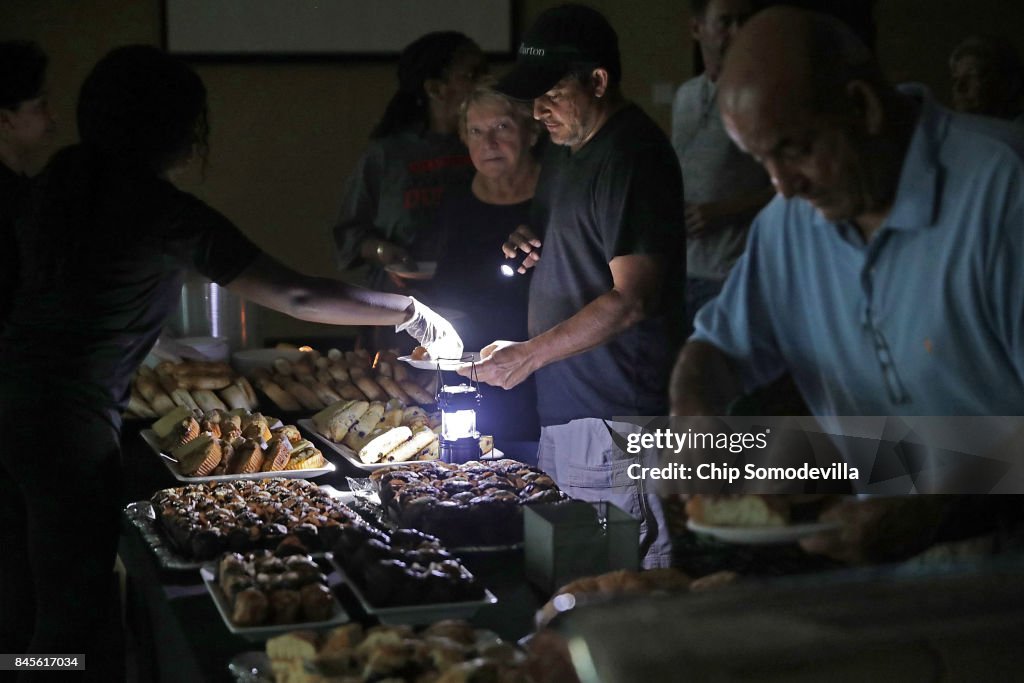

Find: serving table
<box><xmin>117</xmin><ymin>422</ymin><xmax>545</xmax><ymax>682</ymax></box>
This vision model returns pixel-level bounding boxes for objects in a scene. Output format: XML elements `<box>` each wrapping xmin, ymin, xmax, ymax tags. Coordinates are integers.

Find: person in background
<box><xmin>0</xmin><ymin>45</ymin><xmax>460</xmax><ymax>681</ymax></box>
<box><xmin>0</xmin><ymin>40</ymin><xmax>56</xmax><ymax>323</ymax></box>
<box><xmin>467</xmin><ymin>5</ymin><xmax>686</xmax><ymax>568</ymax></box>
<box><xmin>432</xmin><ymin>85</ymin><xmax>543</xmax><ymax>442</ymax></box>
<box><xmin>673</xmin><ymin>0</ymin><xmax>773</xmax><ymax>334</ymax></box>
<box><xmin>949</xmin><ymin>34</ymin><xmax>1024</xmax><ymax>125</ymax></box>
<box><xmin>670</xmin><ymin>8</ymin><xmax>1024</xmax><ymax>563</ymax></box>
<box><xmin>331</xmin><ymin>31</ymin><xmax>486</xmax><ymax>290</ymax></box>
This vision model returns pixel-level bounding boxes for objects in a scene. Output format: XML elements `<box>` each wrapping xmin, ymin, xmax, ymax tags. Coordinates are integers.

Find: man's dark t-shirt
<box><xmin>0</xmin><ymin>146</ymin><xmax>260</xmax><ymax>422</ymax></box>
<box><xmin>529</xmin><ymin>104</ymin><xmax>685</xmax><ymax>426</ymax></box>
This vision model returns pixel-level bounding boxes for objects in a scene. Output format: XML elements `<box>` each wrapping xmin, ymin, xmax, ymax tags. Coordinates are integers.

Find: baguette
<box><xmin>219</xmin><ymin>383</ymin><xmax>250</xmax><ymax>412</ymax></box>
<box><xmin>336</xmin><ymin>383</ymin><xmax>367</xmax><ymax>402</ymax></box>
<box><xmin>353</xmin><ymin>376</ymin><xmax>385</xmax><ymax>402</ymax></box>
<box><xmin>326</xmin><ymin>364</ymin><xmax>350</xmax><ymax>384</ymax></box>
<box><xmin>309</xmin><ymin>381</ymin><xmax>342</xmax><ymax>406</ymax></box>
<box><xmin>279</xmin><ymin>378</ymin><xmax>325</xmax><ymax>411</ymax></box>
<box><xmin>192</xmin><ymin>389</ymin><xmax>227</xmax><ymax>413</ymax></box>
<box><xmin>398</xmin><ymin>380</ymin><xmax>434</xmax><ymax>406</ymax></box>
<box><xmin>358</xmin><ymin>426</ymin><xmax>411</xmax><ymax>464</ymax></box>
<box><xmin>393</xmin><ymin>362</ymin><xmax>410</xmax><ymax>383</ymax></box>
<box><xmin>273</xmin><ymin>358</ymin><xmax>294</xmax><ymax>376</ymax></box>
<box><xmin>376</xmin><ymin>376</ymin><xmax>411</xmax><ymax>404</ymax></box>
<box><xmin>169</xmin><ymin>388</ymin><xmax>200</xmax><ymax>412</ymax></box>
<box><xmin>175</xmin><ymin>374</ymin><xmax>232</xmax><ymax>391</ymax></box>
<box><xmin>235</xmin><ymin>377</ymin><xmax>259</xmax><ymax>409</ymax></box>
<box><xmin>136</xmin><ymin>375</ymin><xmax>178</xmax><ymax>415</ymax></box>
<box><xmin>127</xmin><ymin>391</ymin><xmax>157</xmax><ymax>419</ymax></box>
<box><xmin>257</xmin><ymin>379</ymin><xmax>302</xmax><ymax>413</ymax></box>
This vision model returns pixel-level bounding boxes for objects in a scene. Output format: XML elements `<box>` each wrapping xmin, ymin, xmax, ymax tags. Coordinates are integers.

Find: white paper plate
<box><xmin>397</xmin><ymin>351</ymin><xmax>481</xmax><ymax>371</ymax></box>
<box><xmin>201</xmin><ymin>566</ymin><xmax>349</xmax><ymax>642</ymax></box>
<box><xmin>330</xmin><ymin>557</ymin><xmax>497</xmax><ymax>625</ymax></box>
<box><xmin>141</xmin><ymin>429</ymin><xmax>336</xmax><ymax>483</ymax></box>
<box><xmin>385</xmin><ymin>261</ymin><xmax>437</xmax><ymax>280</ymax></box>
<box><xmin>686</xmin><ymin>519</ymin><xmax>841</xmax><ymax>545</ymax></box>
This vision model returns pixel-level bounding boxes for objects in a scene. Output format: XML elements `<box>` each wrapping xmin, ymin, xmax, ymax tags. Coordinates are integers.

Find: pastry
<box><xmin>172</xmin><ymin>433</ymin><xmax>222</xmax><ymax>476</ymax></box>
<box><xmin>685</xmin><ymin>495</ymin><xmax>789</xmax><ymax>527</ymax></box>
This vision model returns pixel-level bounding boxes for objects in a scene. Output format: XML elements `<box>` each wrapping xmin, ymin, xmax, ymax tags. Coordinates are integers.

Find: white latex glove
<box><xmin>396</xmin><ymin>297</ymin><xmax>465</xmax><ymax>360</ymax></box>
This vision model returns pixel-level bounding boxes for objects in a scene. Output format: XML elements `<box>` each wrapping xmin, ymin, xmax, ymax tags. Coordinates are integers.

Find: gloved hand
<box><xmin>396</xmin><ymin>297</ymin><xmax>465</xmax><ymax>360</ymax></box>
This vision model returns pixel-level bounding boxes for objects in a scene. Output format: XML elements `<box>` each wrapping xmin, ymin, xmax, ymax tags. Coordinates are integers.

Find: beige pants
<box><xmin>538</xmin><ymin>418</ymin><xmax>673</xmax><ymax>569</ymax></box>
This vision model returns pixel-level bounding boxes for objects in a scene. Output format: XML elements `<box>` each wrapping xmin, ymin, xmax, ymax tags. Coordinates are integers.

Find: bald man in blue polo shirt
<box><xmin>670</xmin><ymin>8</ymin><xmax>1024</xmax><ymax>563</ymax></box>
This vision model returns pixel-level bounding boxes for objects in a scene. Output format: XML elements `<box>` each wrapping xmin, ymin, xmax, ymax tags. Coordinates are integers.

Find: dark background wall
<box><xmin>4</xmin><ymin>0</ymin><xmax>1023</xmax><ymax>340</ymax></box>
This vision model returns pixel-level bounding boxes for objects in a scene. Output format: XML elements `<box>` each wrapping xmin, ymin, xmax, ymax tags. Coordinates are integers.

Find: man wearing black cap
<box><xmin>462</xmin><ymin>4</ymin><xmax>685</xmax><ymax>567</ymax></box>
<box><xmin>1</xmin><ymin>41</ymin><xmax>56</xmax><ymax>323</ymax></box>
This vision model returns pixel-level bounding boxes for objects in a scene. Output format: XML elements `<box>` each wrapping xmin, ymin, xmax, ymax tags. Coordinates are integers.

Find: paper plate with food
<box><xmin>398</xmin><ymin>346</ymin><xmax>481</xmax><ymax>371</ymax></box>
<box><xmin>685</xmin><ymin>494</ymin><xmax>840</xmax><ymax>545</ymax></box>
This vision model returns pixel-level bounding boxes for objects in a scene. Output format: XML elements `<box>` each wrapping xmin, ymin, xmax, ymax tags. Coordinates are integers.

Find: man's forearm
<box><xmin>669</xmin><ymin>341</ymin><xmax>743</xmax><ymax>415</ymax></box>
<box><xmin>526</xmin><ymin>287</ymin><xmax>647</xmax><ymax>370</ymax></box>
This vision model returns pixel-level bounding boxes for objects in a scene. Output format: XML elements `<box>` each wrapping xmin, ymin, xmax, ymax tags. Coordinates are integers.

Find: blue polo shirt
<box><xmin>693</xmin><ymin>88</ymin><xmax>1024</xmax><ymax>417</ymax></box>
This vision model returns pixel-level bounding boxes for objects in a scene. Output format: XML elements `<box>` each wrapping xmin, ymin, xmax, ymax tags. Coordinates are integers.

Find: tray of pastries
<box><xmin>242</xmin><ymin>347</ymin><xmax>438</xmax><ymax>416</ymax></box>
<box><xmin>141</xmin><ymin>406</ymin><xmax>335</xmax><ymax>482</ymax></box>
<box><xmin>329</xmin><ymin>524</ymin><xmax>495</xmax><ymax>624</ymax></box>
<box><xmin>132</xmin><ymin>479</ymin><xmax>365</xmax><ymax>567</ymax></box>
<box><xmin>252</xmin><ymin>620</ymin><xmax>529</xmax><ymax>683</ymax></box>
<box><xmin>204</xmin><ymin>544</ymin><xmax>349</xmax><ymax>642</ymax></box>
<box><xmin>300</xmin><ymin>399</ymin><xmax>443</xmax><ymax>471</ymax></box>
<box><xmin>369</xmin><ymin>459</ymin><xmax>570</xmax><ymax>549</ymax></box>
<box><xmin>127</xmin><ymin>360</ymin><xmax>259</xmax><ymax>420</ymax></box>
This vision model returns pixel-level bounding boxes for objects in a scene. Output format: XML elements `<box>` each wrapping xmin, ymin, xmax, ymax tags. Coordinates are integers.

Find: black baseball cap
<box><xmin>497</xmin><ymin>4</ymin><xmax>621</xmax><ymax>101</ymax></box>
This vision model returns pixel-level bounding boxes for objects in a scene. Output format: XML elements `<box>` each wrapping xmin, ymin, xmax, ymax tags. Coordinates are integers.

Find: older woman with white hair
<box><xmin>431</xmin><ymin>85</ymin><xmax>543</xmax><ymax>442</ymax></box>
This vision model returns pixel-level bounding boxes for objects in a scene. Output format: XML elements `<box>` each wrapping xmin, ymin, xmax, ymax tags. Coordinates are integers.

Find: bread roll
<box><xmin>398</xmin><ymin>380</ymin><xmax>434</xmax><ymax>406</ymax></box>
<box><xmin>257</xmin><ymin>379</ymin><xmax>302</xmax><ymax>413</ymax></box>
<box><xmin>353</xmin><ymin>376</ymin><xmax>386</xmax><ymax>402</ymax></box>
<box><xmin>376</xmin><ymin>376</ymin><xmax>411</xmax><ymax>404</ymax></box>
<box><xmin>336</xmin><ymin>383</ymin><xmax>367</xmax><ymax>402</ymax></box>
<box><xmin>136</xmin><ymin>375</ymin><xmax>177</xmax><ymax>416</ymax></box>
<box><xmin>279</xmin><ymin>378</ymin><xmax>325</xmax><ymax>411</ymax></box>
<box><xmin>192</xmin><ymin>389</ymin><xmax>228</xmax><ymax>413</ymax></box>
<box><xmin>169</xmin><ymin>388</ymin><xmax>200</xmax><ymax>413</ymax></box>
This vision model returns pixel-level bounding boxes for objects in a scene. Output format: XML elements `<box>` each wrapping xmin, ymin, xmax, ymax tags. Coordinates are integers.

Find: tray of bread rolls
<box><xmin>127</xmin><ymin>360</ymin><xmax>259</xmax><ymax>420</ymax></box>
<box><xmin>238</xmin><ymin>347</ymin><xmax>438</xmax><ymax>418</ymax></box>
<box><xmin>140</xmin><ymin>406</ymin><xmax>335</xmax><ymax>483</ymax></box>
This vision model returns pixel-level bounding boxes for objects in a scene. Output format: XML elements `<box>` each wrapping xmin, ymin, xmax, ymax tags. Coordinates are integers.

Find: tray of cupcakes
<box><xmin>125</xmin><ymin>479</ymin><xmax>364</xmax><ymax>570</ymax></box>
<box><xmin>203</xmin><ymin>539</ymin><xmax>349</xmax><ymax>642</ymax></box>
<box><xmin>329</xmin><ymin>524</ymin><xmax>497</xmax><ymax>625</ymax></box>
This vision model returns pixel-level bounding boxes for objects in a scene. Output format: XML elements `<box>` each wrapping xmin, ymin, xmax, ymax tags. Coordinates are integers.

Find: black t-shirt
<box><xmin>528</xmin><ymin>104</ymin><xmax>685</xmax><ymax>426</ymax></box>
<box><xmin>431</xmin><ymin>188</ymin><xmax>539</xmax><ymax>440</ymax></box>
<box><xmin>0</xmin><ymin>146</ymin><xmax>260</xmax><ymax>419</ymax></box>
<box><xmin>0</xmin><ymin>161</ymin><xmax>28</xmax><ymax>324</ymax></box>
